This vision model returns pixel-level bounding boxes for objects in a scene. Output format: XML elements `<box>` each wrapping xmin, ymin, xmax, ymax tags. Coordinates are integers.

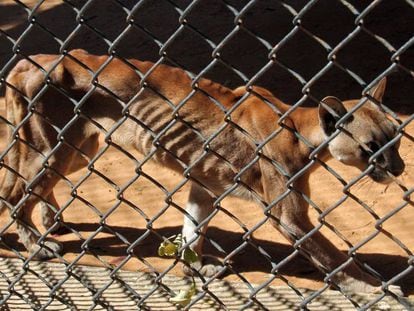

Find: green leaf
<box><xmin>172</xmin><ymin>234</ymin><xmax>183</xmax><ymax>249</ymax></box>
<box><xmin>158</xmin><ymin>240</ymin><xmax>179</xmax><ymax>257</ymax></box>
<box><xmin>157</xmin><ymin>244</ymin><xmax>165</xmax><ymax>257</ymax></box>
<box><xmin>183</xmin><ymin>248</ymin><xmax>199</xmax><ymax>264</ymax></box>
<box><xmin>170</xmin><ymin>283</ymin><xmax>196</xmax><ymax>307</ymax></box>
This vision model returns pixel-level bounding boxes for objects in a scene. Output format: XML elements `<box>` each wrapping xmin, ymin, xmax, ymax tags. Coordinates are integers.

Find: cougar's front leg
<box><xmin>181</xmin><ymin>183</ymin><xmax>221</xmax><ymax>277</ymax></box>
<box><xmin>268</xmin><ymin>181</ymin><xmax>402</xmax><ymax>295</ymax></box>
<box><xmin>257</xmin><ymin>157</ymin><xmax>400</xmax><ymax>294</ymax></box>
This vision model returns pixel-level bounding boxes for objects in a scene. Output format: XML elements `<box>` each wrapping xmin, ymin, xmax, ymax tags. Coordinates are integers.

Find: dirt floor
<box><xmin>0</xmin><ymin>0</ymin><xmax>413</xmax><ymax>297</ymax></box>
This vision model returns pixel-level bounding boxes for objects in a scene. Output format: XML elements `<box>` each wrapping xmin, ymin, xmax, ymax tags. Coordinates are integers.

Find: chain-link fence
<box><xmin>0</xmin><ymin>0</ymin><xmax>413</xmax><ymax>310</ymax></box>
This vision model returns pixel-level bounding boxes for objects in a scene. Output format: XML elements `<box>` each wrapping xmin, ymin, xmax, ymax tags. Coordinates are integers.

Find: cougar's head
<box><xmin>318</xmin><ymin>77</ymin><xmax>405</xmax><ymax>184</ymax></box>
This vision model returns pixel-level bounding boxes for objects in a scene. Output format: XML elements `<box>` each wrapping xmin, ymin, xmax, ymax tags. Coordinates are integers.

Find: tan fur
<box><xmin>2</xmin><ymin>50</ymin><xmax>404</xmax><ymax>295</ymax></box>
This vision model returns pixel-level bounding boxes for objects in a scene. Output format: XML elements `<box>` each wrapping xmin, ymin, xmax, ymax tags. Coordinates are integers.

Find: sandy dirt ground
<box><xmin>0</xmin><ymin>0</ymin><xmax>413</xmax><ymax>297</ymax></box>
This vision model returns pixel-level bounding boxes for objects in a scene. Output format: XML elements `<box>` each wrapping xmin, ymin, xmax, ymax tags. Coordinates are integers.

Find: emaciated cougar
<box><xmin>2</xmin><ymin>49</ymin><xmax>405</xmax><ymax>295</ymax></box>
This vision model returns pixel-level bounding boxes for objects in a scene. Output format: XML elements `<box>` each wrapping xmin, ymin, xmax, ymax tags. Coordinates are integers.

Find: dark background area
<box><xmin>0</xmin><ymin>0</ymin><xmax>413</xmax><ymax>113</ymax></box>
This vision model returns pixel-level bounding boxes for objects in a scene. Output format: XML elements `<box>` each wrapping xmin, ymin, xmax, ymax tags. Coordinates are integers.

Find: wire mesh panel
<box><xmin>0</xmin><ymin>0</ymin><xmax>413</xmax><ymax>310</ymax></box>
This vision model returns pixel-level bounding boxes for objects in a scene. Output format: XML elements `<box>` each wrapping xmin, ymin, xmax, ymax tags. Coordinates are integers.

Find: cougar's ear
<box><xmin>369</xmin><ymin>77</ymin><xmax>387</xmax><ymax>103</ymax></box>
<box><xmin>319</xmin><ymin>96</ymin><xmax>348</xmax><ymax>136</ymax></box>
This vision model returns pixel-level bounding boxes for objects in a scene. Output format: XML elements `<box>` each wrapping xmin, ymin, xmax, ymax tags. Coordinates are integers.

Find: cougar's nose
<box><xmin>390</xmin><ymin>162</ymin><xmax>405</xmax><ymax>177</ymax></box>
<box><xmin>389</xmin><ymin>154</ymin><xmax>405</xmax><ymax>177</ymax></box>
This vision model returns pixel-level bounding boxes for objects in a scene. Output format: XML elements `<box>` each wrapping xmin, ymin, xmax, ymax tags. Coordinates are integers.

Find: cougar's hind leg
<box><xmin>181</xmin><ymin>183</ymin><xmax>222</xmax><ymax>277</ymax></box>
<box><xmin>10</xmin><ymin>170</ymin><xmax>63</xmax><ymax>260</ymax></box>
<box><xmin>0</xmin><ymin>164</ymin><xmax>19</xmax><ymax>213</ymax></box>
<box><xmin>11</xmin><ymin>143</ymin><xmax>81</xmax><ymax>260</ymax></box>
<box><xmin>40</xmin><ymin>134</ymin><xmax>100</xmax><ymax>235</ymax></box>
<box><xmin>0</xmin><ymin>139</ymin><xmax>23</xmax><ymax>214</ymax></box>
<box><xmin>40</xmin><ymin>192</ymin><xmax>68</xmax><ymax>235</ymax></box>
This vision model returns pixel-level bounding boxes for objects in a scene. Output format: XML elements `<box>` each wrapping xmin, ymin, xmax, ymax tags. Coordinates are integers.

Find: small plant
<box><xmin>158</xmin><ymin>234</ymin><xmax>199</xmax><ymax>308</ymax></box>
<box><xmin>169</xmin><ymin>282</ymin><xmax>197</xmax><ymax>308</ymax></box>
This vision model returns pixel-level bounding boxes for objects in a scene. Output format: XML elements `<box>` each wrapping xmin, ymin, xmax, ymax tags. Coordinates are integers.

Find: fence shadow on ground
<box><xmin>2</xmin><ymin>223</ymin><xmax>413</xmax><ymax>295</ymax></box>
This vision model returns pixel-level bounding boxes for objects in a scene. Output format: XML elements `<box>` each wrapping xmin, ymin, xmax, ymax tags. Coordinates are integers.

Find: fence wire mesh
<box><xmin>0</xmin><ymin>0</ymin><xmax>413</xmax><ymax>310</ymax></box>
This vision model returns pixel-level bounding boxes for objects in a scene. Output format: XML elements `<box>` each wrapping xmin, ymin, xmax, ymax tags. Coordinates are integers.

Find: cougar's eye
<box><xmin>360</xmin><ymin>141</ymin><xmax>379</xmax><ymax>155</ymax></box>
<box><xmin>361</xmin><ymin>141</ymin><xmax>386</xmax><ymax>165</ymax></box>
<box><xmin>367</xmin><ymin>141</ymin><xmax>380</xmax><ymax>154</ymax></box>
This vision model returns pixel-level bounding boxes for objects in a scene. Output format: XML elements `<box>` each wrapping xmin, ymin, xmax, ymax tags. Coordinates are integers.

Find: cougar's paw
<box><xmin>182</xmin><ymin>256</ymin><xmax>223</xmax><ymax>278</ymax></box>
<box><xmin>30</xmin><ymin>239</ymin><xmax>63</xmax><ymax>260</ymax></box>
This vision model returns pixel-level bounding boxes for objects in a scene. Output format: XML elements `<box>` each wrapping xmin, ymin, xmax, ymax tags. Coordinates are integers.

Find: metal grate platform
<box><xmin>0</xmin><ymin>258</ymin><xmax>411</xmax><ymax>310</ymax></box>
